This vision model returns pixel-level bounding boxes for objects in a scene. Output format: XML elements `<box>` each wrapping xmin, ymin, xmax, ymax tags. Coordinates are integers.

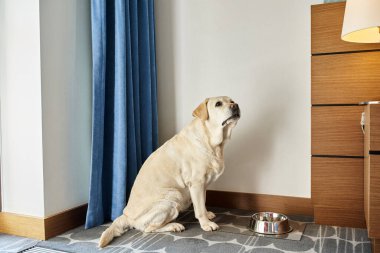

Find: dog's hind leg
<box><xmin>139</xmin><ymin>201</ymin><xmax>184</xmax><ymax>233</ymax></box>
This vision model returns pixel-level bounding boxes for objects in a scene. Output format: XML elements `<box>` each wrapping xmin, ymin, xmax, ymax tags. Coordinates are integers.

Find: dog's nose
<box><xmin>230</xmin><ymin>103</ymin><xmax>239</xmax><ymax>111</ymax></box>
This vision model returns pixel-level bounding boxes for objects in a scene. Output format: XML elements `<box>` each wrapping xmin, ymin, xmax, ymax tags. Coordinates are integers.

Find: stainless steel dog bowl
<box><xmin>249</xmin><ymin>212</ymin><xmax>292</xmax><ymax>235</ymax></box>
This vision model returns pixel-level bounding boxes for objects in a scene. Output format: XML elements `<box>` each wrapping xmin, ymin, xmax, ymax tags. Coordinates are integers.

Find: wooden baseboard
<box><xmin>0</xmin><ymin>212</ymin><xmax>45</xmax><ymax>239</ymax></box>
<box><xmin>44</xmin><ymin>204</ymin><xmax>88</xmax><ymax>239</ymax></box>
<box><xmin>206</xmin><ymin>190</ymin><xmax>313</xmax><ymax>216</ymax></box>
<box><xmin>0</xmin><ymin>204</ymin><xmax>87</xmax><ymax>240</ymax></box>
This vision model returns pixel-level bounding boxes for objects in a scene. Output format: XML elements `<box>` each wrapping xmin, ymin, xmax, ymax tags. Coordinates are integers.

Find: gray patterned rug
<box><xmin>0</xmin><ymin>233</ymin><xmax>38</xmax><ymax>253</ymax></box>
<box><xmin>35</xmin><ymin>207</ymin><xmax>371</xmax><ymax>253</ymax></box>
<box><xmin>23</xmin><ymin>247</ymin><xmax>67</xmax><ymax>253</ymax></box>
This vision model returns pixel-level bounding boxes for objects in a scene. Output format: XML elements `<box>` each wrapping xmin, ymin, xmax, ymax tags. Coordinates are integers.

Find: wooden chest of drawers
<box><xmin>311</xmin><ymin>2</ymin><xmax>380</xmax><ymax>229</ymax></box>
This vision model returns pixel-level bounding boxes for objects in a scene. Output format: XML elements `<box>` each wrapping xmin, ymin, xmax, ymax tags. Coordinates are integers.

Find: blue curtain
<box><xmin>85</xmin><ymin>0</ymin><xmax>158</xmax><ymax>229</ymax></box>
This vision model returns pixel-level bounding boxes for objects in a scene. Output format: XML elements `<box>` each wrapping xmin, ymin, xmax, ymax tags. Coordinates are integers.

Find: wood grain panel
<box><xmin>312</xmin><ymin>52</ymin><xmax>380</xmax><ymax>105</ymax></box>
<box><xmin>365</xmin><ymin>105</ymin><xmax>371</xmax><ymax>157</ymax></box>
<box><xmin>312</xmin><ymin>157</ymin><xmax>363</xmax><ymax>208</ymax></box>
<box><xmin>365</xmin><ymin>104</ymin><xmax>380</xmax><ymax>238</ymax></box>
<box><xmin>0</xmin><ymin>212</ymin><xmax>45</xmax><ymax>240</ymax></box>
<box><xmin>372</xmin><ymin>238</ymin><xmax>380</xmax><ymax>253</ymax></box>
<box><xmin>311</xmin><ymin>2</ymin><xmax>380</xmax><ymax>54</ymax></box>
<box><xmin>366</xmin><ymin>155</ymin><xmax>380</xmax><ymax>238</ymax></box>
<box><xmin>312</xmin><ymin>106</ymin><xmax>364</xmax><ymax>156</ymax></box>
<box><xmin>0</xmin><ymin>204</ymin><xmax>87</xmax><ymax>240</ymax></box>
<box><xmin>44</xmin><ymin>204</ymin><xmax>87</xmax><ymax>239</ymax></box>
<box><xmin>206</xmin><ymin>190</ymin><xmax>313</xmax><ymax>216</ymax></box>
<box><xmin>314</xmin><ymin>205</ymin><xmax>366</xmax><ymax>228</ymax></box>
<box><xmin>365</xmin><ymin>149</ymin><xmax>369</xmax><ymax>227</ymax></box>
<box><xmin>365</xmin><ymin>105</ymin><xmax>380</xmax><ymax>152</ymax></box>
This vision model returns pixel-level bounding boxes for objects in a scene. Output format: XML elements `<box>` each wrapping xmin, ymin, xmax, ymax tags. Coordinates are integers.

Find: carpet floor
<box><xmin>0</xmin><ymin>233</ymin><xmax>38</xmax><ymax>253</ymax></box>
<box><xmin>0</xmin><ymin>207</ymin><xmax>372</xmax><ymax>253</ymax></box>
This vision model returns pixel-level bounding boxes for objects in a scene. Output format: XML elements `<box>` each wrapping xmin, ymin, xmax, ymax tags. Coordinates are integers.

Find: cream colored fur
<box><xmin>99</xmin><ymin>96</ymin><xmax>240</xmax><ymax>247</ymax></box>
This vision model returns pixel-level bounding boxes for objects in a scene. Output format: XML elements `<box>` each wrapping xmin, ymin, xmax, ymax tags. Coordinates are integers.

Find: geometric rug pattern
<box><xmin>0</xmin><ymin>233</ymin><xmax>38</xmax><ymax>253</ymax></box>
<box><xmin>35</xmin><ymin>207</ymin><xmax>372</xmax><ymax>253</ymax></box>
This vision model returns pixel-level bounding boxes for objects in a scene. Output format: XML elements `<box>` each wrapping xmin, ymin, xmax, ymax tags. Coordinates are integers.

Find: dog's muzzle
<box><xmin>222</xmin><ymin>104</ymin><xmax>241</xmax><ymax>126</ymax></box>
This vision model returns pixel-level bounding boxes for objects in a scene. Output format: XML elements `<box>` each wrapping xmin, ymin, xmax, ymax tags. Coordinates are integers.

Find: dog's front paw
<box><xmin>207</xmin><ymin>211</ymin><xmax>216</xmax><ymax>220</ymax></box>
<box><xmin>201</xmin><ymin>221</ymin><xmax>219</xmax><ymax>231</ymax></box>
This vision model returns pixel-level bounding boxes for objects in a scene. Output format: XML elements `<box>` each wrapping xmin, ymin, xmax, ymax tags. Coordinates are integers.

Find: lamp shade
<box><xmin>341</xmin><ymin>0</ymin><xmax>380</xmax><ymax>43</ymax></box>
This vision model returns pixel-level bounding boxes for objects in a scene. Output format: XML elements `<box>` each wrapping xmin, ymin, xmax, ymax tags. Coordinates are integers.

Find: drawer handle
<box><xmin>361</xmin><ymin>112</ymin><xmax>365</xmax><ymax>135</ymax></box>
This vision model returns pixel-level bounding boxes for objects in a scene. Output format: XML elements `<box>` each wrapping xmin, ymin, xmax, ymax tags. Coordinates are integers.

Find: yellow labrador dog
<box><xmin>99</xmin><ymin>96</ymin><xmax>240</xmax><ymax>247</ymax></box>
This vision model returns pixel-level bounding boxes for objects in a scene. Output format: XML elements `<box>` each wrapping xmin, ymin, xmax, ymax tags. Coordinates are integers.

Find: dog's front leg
<box><xmin>189</xmin><ymin>182</ymin><xmax>219</xmax><ymax>231</ymax></box>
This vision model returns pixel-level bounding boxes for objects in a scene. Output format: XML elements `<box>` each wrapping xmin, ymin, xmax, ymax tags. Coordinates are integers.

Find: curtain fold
<box><xmin>85</xmin><ymin>0</ymin><xmax>158</xmax><ymax>229</ymax></box>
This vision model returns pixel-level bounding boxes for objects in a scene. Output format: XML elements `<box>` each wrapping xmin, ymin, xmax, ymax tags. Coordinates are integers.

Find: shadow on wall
<box><xmin>226</xmin><ymin>83</ymin><xmax>292</xmax><ymax>178</ymax></box>
<box><xmin>155</xmin><ymin>0</ymin><xmax>178</xmax><ymax>144</ymax></box>
<box><xmin>155</xmin><ymin>0</ymin><xmax>293</xmax><ymax>171</ymax></box>
<box><xmin>155</xmin><ymin>0</ymin><xmax>303</xmax><ymax>179</ymax></box>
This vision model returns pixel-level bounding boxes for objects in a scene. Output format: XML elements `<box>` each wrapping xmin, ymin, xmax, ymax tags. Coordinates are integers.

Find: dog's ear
<box><xmin>192</xmin><ymin>98</ymin><xmax>209</xmax><ymax>121</ymax></box>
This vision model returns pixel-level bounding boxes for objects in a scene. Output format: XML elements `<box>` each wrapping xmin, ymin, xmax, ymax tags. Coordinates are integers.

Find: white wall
<box><xmin>0</xmin><ymin>0</ymin><xmax>91</xmax><ymax>217</ymax></box>
<box><xmin>0</xmin><ymin>0</ymin><xmax>45</xmax><ymax>217</ymax></box>
<box><xmin>40</xmin><ymin>0</ymin><xmax>92</xmax><ymax>216</ymax></box>
<box><xmin>155</xmin><ymin>0</ymin><xmax>322</xmax><ymax>198</ymax></box>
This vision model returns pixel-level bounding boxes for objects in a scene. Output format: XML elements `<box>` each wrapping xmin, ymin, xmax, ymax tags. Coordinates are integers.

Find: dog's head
<box><xmin>192</xmin><ymin>96</ymin><xmax>240</xmax><ymax>128</ymax></box>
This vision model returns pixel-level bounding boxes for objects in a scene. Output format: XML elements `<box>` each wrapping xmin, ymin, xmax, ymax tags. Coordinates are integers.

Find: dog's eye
<box><xmin>215</xmin><ymin>101</ymin><xmax>222</xmax><ymax>107</ymax></box>
<box><xmin>230</xmin><ymin>100</ymin><xmax>235</xmax><ymax>104</ymax></box>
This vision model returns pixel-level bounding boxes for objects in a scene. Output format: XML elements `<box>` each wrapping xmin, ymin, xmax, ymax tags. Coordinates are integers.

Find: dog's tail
<box><xmin>99</xmin><ymin>214</ymin><xmax>130</xmax><ymax>248</ymax></box>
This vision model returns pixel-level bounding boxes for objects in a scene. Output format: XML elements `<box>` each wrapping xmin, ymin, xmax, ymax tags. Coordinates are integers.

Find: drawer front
<box><xmin>312</xmin><ymin>157</ymin><xmax>363</xmax><ymax>208</ymax></box>
<box><xmin>311</xmin><ymin>2</ymin><xmax>380</xmax><ymax>54</ymax></box>
<box><xmin>314</xmin><ymin>205</ymin><xmax>366</xmax><ymax>228</ymax></box>
<box><xmin>365</xmin><ymin>105</ymin><xmax>380</xmax><ymax>152</ymax></box>
<box><xmin>366</xmin><ymin>155</ymin><xmax>380</xmax><ymax>238</ymax></box>
<box><xmin>312</xmin><ymin>52</ymin><xmax>380</xmax><ymax>105</ymax></box>
<box><xmin>312</xmin><ymin>106</ymin><xmax>364</xmax><ymax>156</ymax></box>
